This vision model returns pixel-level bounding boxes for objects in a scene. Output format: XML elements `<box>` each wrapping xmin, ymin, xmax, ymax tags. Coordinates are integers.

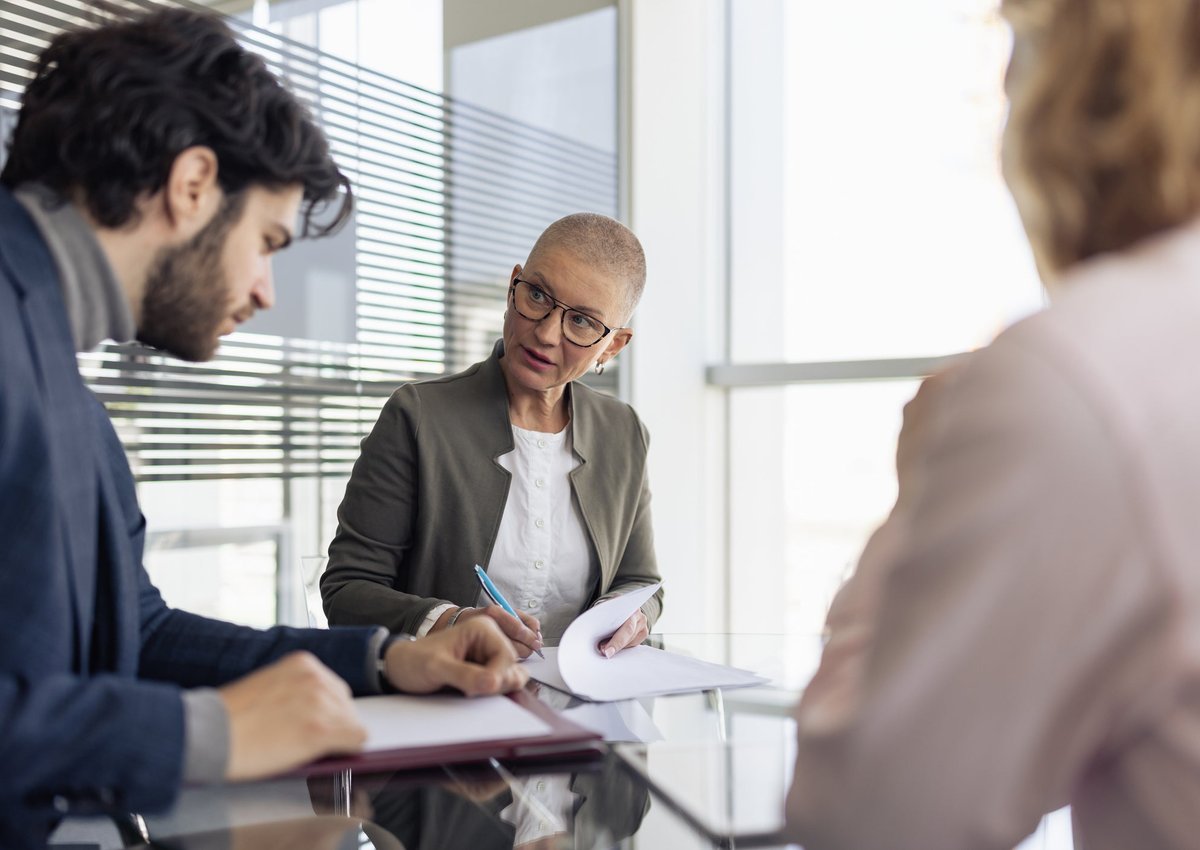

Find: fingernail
<box><xmin>604</xmin><ymin>646</ymin><xmax>615</xmax><ymax>659</ymax></box>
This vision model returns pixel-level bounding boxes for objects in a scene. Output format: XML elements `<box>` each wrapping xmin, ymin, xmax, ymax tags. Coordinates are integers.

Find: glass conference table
<box><xmin>130</xmin><ymin>634</ymin><xmax>821</xmax><ymax>850</ymax></box>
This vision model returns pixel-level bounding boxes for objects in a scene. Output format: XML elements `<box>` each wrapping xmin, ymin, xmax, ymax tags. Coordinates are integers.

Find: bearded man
<box><xmin>0</xmin><ymin>8</ymin><xmax>525</xmax><ymax>847</ymax></box>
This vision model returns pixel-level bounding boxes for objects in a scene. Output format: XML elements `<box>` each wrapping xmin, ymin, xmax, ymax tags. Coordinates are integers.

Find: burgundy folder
<box><xmin>297</xmin><ymin>689</ymin><xmax>604</xmax><ymax>777</ymax></box>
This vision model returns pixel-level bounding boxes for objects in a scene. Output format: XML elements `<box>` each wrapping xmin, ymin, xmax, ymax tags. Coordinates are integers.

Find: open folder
<box><xmin>298</xmin><ymin>689</ymin><xmax>602</xmax><ymax>777</ymax></box>
<box><xmin>524</xmin><ymin>583</ymin><xmax>769</xmax><ymax>702</ymax></box>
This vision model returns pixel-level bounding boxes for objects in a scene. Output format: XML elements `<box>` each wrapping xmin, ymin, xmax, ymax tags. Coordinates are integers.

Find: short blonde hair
<box><xmin>527</xmin><ymin>213</ymin><xmax>646</xmax><ymax>323</ymax></box>
<box><xmin>1001</xmin><ymin>0</ymin><xmax>1200</xmax><ymax>277</ymax></box>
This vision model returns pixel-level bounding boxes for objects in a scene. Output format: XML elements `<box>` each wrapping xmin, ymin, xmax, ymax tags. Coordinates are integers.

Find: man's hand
<box><xmin>386</xmin><ymin>617</ymin><xmax>530</xmax><ymax>696</ymax></box>
<box><xmin>220</xmin><ymin>652</ymin><xmax>366</xmax><ymax>782</ymax></box>
<box><xmin>598</xmin><ymin>608</ymin><xmax>649</xmax><ymax>658</ymax></box>
<box><xmin>436</xmin><ymin>604</ymin><xmax>544</xmax><ymax>659</ymax></box>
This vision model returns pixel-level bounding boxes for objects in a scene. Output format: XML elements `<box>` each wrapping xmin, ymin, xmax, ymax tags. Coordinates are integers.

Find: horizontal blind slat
<box><xmin>1</xmin><ymin>0</ymin><xmax>619</xmax><ymax>482</ymax></box>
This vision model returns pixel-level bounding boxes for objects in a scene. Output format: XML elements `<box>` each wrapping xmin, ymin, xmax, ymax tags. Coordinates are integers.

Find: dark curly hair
<box><xmin>0</xmin><ymin>4</ymin><xmax>351</xmax><ymax>237</ymax></box>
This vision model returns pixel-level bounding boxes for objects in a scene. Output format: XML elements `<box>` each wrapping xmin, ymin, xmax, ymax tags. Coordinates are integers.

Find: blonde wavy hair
<box><xmin>1001</xmin><ymin>0</ymin><xmax>1200</xmax><ymax>278</ymax></box>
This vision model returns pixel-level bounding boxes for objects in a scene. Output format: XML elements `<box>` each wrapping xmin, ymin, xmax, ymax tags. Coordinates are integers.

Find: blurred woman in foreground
<box><xmin>786</xmin><ymin>2</ymin><xmax>1200</xmax><ymax>848</ymax></box>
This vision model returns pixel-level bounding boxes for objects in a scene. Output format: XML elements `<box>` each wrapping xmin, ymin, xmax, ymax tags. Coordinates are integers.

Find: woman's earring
<box><xmin>595</xmin><ymin>360</ymin><xmax>606</xmax><ymax>376</ymax></box>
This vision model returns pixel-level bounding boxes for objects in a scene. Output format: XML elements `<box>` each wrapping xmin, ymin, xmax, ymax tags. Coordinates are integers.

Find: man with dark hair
<box><xmin>0</xmin><ymin>7</ymin><xmax>526</xmax><ymax>846</ymax></box>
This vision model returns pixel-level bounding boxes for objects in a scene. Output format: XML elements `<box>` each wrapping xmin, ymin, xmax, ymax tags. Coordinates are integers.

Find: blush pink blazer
<box><xmin>786</xmin><ymin>221</ymin><xmax>1200</xmax><ymax>850</ymax></box>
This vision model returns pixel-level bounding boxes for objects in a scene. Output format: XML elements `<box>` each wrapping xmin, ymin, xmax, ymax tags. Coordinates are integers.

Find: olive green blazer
<box><xmin>321</xmin><ymin>340</ymin><xmax>663</xmax><ymax>636</ymax></box>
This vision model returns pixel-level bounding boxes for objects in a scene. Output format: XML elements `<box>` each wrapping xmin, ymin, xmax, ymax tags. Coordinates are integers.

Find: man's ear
<box><xmin>510</xmin><ymin>263</ymin><xmax>523</xmax><ymax>284</ymax></box>
<box><xmin>161</xmin><ymin>146</ymin><xmax>221</xmax><ymax>239</ymax></box>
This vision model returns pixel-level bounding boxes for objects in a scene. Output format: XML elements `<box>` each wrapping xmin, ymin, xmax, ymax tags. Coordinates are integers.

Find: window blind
<box><xmin>0</xmin><ymin>0</ymin><xmax>619</xmax><ymax>481</ymax></box>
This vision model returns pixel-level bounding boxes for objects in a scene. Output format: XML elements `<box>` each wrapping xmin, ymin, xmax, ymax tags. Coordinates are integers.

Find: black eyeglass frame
<box><xmin>509</xmin><ymin>278</ymin><xmax>623</xmax><ymax>348</ymax></box>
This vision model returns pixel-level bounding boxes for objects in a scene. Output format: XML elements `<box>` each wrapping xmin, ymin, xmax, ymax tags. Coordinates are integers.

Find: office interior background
<box><xmin>2</xmin><ymin>0</ymin><xmax>1046</xmax><ymax>735</ymax></box>
<box><xmin>2</xmin><ymin>0</ymin><xmax>1071</xmax><ymax>845</ymax></box>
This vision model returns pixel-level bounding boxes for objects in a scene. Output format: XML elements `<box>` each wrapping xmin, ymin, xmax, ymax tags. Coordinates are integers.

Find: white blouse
<box><xmin>486</xmin><ymin>423</ymin><xmax>596</xmax><ymax>643</ymax></box>
<box><xmin>417</xmin><ymin>422</ymin><xmax>597</xmax><ymax>642</ymax></box>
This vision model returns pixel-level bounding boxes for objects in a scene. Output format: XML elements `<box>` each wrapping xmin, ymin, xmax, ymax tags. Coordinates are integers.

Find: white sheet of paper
<box><xmin>354</xmin><ymin>694</ymin><xmax>551</xmax><ymax>752</ymax></box>
<box><xmin>528</xmin><ymin>645</ymin><xmax>768</xmax><ymax>701</ymax></box>
<box><xmin>524</xmin><ymin>584</ymin><xmax>769</xmax><ymax>701</ymax></box>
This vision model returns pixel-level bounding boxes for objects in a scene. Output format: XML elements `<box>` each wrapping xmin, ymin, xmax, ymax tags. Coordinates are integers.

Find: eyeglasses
<box><xmin>509</xmin><ymin>279</ymin><xmax>619</xmax><ymax>347</ymax></box>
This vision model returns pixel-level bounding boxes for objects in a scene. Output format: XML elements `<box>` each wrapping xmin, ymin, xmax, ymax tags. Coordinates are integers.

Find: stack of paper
<box><xmin>355</xmin><ymin>694</ymin><xmax>550</xmax><ymax>752</ymax></box>
<box><xmin>298</xmin><ymin>691</ymin><xmax>601</xmax><ymax>776</ymax></box>
<box><xmin>525</xmin><ymin>583</ymin><xmax>768</xmax><ymax>702</ymax></box>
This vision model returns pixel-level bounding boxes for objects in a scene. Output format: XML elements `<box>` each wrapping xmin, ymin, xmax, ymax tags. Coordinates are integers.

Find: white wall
<box><xmin>725</xmin><ymin>0</ymin><xmax>788</xmax><ymax>633</ymax></box>
<box><xmin>625</xmin><ymin>0</ymin><xmax>729</xmax><ymax>633</ymax></box>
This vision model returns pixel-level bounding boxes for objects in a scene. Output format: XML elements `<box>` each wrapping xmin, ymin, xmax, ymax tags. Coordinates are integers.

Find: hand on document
<box><xmin>384</xmin><ymin>616</ymin><xmax>530</xmax><ymax>697</ymax></box>
<box><xmin>525</xmin><ymin>584</ymin><xmax>769</xmax><ymax>701</ymax></box>
<box><xmin>597</xmin><ymin>606</ymin><xmax>650</xmax><ymax>659</ymax></box>
<box><xmin>221</xmin><ymin>651</ymin><xmax>369</xmax><ymax>781</ymax></box>
<box><xmin>220</xmin><ymin>619</ymin><xmax>530</xmax><ymax>782</ymax></box>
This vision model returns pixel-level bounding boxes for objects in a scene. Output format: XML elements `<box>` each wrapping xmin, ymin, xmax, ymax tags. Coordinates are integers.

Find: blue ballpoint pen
<box><xmin>474</xmin><ymin>564</ymin><xmax>546</xmax><ymax>659</ymax></box>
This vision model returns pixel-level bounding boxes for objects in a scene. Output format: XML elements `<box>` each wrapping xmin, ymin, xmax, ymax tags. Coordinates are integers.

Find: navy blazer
<box><xmin>0</xmin><ymin>187</ymin><xmax>381</xmax><ymax>846</ymax></box>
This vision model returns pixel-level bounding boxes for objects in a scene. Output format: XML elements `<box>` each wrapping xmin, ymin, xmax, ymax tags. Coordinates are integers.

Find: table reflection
<box><xmin>136</xmin><ymin>634</ymin><xmax>810</xmax><ymax>850</ymax></box>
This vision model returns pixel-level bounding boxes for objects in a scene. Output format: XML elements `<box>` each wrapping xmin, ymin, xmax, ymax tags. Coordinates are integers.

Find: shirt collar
<box><xmin>13</xmin><ymin>183</ymin><xmax>135</xmax><ymax>352</ymax></box>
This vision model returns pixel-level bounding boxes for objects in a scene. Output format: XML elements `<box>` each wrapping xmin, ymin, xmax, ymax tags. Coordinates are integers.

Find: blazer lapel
<box><xmin>566</xmin><ymin>385</ymin><xmax>614</xmax><ymax>586</ymax></box>
<box><xmin>476</xmin><ymin>345</ymin><xmax>516</xmax><ymax>573</ymax></box>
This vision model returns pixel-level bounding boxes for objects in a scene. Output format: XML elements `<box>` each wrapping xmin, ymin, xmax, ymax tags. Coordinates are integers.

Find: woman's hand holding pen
<box><xmin>436</xmin><ymin>604</ymin><xmax>545</xmax><ymax>659</ymax></box>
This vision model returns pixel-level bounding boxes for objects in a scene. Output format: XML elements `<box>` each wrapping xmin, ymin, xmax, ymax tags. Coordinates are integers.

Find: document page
<box><xmin>525</xmin><ymin>584</ymin><xmax>768</xmax><ymax>701</ymax></box>
<box><xmin>355</xmin><ymin>694</ymin><xmax>551</xmax><ymax>752</ymax></box>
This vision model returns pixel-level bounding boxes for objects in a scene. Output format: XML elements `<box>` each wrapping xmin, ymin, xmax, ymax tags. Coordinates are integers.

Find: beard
<box><xmin>136</xmin><ymin>194</ymin><xmax>246</xmax><ymax>362</ymax></box>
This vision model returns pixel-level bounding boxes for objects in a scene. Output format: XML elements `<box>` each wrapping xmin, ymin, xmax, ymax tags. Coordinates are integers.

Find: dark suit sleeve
<box><xmin>85</xmin><ymin>402</ymin><xmax>385</xmax><ymax>694</ymax></box>
<box><xmin>0</xmin><ymin>305</ymin><xmax>184</xmax><ymax>817</ymax></box>
<box><xmin>137</xmin><ymin>582</ymin><xmax>382</xmax><ymax>693</ymax></box>
<box><xmin>0</xmin><ymin>672</ymin><xmax>187</xmax><ymax>817</ymax></box>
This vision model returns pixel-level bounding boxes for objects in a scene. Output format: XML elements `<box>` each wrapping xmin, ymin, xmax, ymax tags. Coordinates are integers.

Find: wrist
<box><xmin>446</xmin><ymin>606</ymin><xmax>474</xmax><ymax>629</ymax></box>
<box><xmin>378</xmin><ymin>633</ymin><xmax>416</xmax><ymax>691</ymax></box>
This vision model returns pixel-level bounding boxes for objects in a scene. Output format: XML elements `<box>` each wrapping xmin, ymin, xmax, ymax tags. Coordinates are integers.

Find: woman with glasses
<box><xmin>785</xmin><ymin>1</ymin><xmax>1200</xmax><ymax>847</ymax></box>
<box><xmin>321</xmin><ymin>213</ymin><xmax>662</xmax><ymax>658</ymax></box>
